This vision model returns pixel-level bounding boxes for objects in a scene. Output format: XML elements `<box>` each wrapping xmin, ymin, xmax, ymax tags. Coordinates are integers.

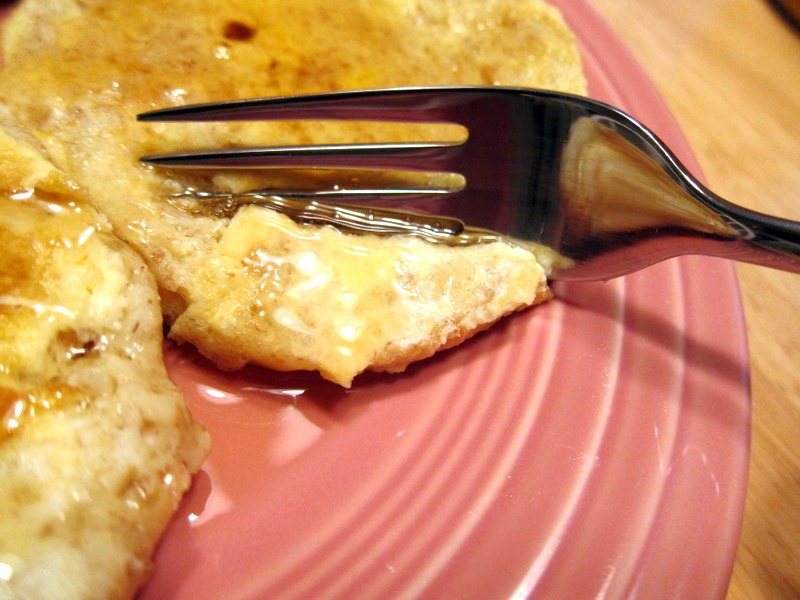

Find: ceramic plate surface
<box><xmin>3</xmin><ymin>0</ymin><xmax>750</xmax><ymax>598</ymax></box>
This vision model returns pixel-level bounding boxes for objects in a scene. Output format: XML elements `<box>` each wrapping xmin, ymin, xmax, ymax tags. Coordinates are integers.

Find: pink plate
<box><xmin>139</xmin><ymin>2</ymin><xmax>752</xmax><ymax>598</ymax></box>
<box><xmin>3</xmin><ymin>0</ymin><xmax>748</xmax><ymax>597</ymax></box>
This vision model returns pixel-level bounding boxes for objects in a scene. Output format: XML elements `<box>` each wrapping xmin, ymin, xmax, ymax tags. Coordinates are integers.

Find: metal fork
<box><xmin>138</xmin><ymin>86</ymin><xmax>800</xmax><ymax>281</ymax></box>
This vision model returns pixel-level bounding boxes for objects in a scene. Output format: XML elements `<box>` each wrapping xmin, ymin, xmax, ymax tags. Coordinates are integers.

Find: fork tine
<box><xmin>139</xmin><ymin>141</ymin><xmax>464</xmax><ymax>171</ymax></box>
<box><xmin>137</xmin><ymin>86</ymin><xmax>470</xmax><ymax>124</ymax></box>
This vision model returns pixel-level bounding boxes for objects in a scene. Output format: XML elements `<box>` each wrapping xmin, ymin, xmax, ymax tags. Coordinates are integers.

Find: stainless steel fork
<box><xmin>138</xmin><ymin>86</ymin><xmax>800</xmax><ymax>281</ymax></box>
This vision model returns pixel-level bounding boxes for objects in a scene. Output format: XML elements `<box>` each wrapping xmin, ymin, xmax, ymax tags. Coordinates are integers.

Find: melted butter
<box><xmin>219</xmin><ymin>206</ymin><xmax>410</xmax><ymax>348</ymax></box>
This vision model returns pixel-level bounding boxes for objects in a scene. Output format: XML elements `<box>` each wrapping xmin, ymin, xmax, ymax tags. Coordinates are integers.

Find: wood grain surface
<box><xmin>587</xmin><ymin>1</ymin><xmax>800</xmax><ymax>598</ymax></box>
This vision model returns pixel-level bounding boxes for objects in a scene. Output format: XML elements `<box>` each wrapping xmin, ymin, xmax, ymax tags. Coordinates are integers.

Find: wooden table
<box><xmin>587</xmin><ymin>1</ymin><xmax>800</xmax><ymax>598</ymax></box>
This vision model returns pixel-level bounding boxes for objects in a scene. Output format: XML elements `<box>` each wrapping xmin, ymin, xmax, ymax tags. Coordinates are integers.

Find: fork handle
<box><xmin>555</xmin><ymin>181</ymin><xmax>800</xmax><ymax>280</ymax></box>
<box><xmin>693</xmin><ymin>188</ymin><xmax>800</xmax><ymax>272</ymax></box>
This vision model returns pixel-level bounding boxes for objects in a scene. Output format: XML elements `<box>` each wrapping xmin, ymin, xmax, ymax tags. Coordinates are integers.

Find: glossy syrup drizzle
<box><xmin>0</xmin><ymin>191</ymin><xmax>108</xmax><ymax>442</ymax></box>
<box><xmin>1</xmin><ymin>384</ymin><xmax>88</xmax><ymax>441</ymax></box>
